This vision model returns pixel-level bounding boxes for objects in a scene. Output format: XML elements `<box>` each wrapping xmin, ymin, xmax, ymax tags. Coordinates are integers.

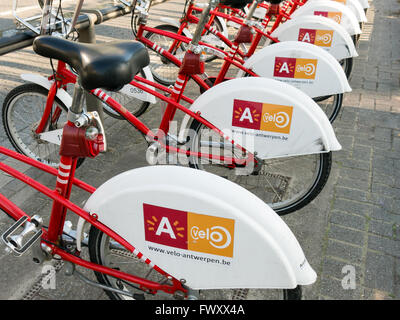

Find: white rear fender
<box><xmin>21</xmin><ymin>73</ymin><xmax>72</xmax><ymax>108</ymax></box>
<box><xmin>308</xmin><ymin>0</ymin><xmax>367</xmax><ymax>22</ymax></box>
<box><xmin>254</xmin><ymin>5</ymin><xmax>268</xmax><ymax>19</ymax></box>
<box><xmin>179</xmin><ymin>77</ymin><xmax>341</xmax><ymax>160</ymax></box>
<box><xmin>237</xmin><ymin>41</ymin><xmax>351</xmax><ymax>97</ymax></box>
<box><xmin>270</xmin><ymin>15</ymin><xmax>358</xmax><ymax>61</ymax></box>
<box><xmin>84</xmin><ymin>165</ymin><xmax>317</xmax><ymax>289</ymax></box>
<box><xmin>356</xmin><ymin>0</ymin><xmax>370</xmax><ymax>9</ymax></box>
<box><xmin>291</xmin><ymin>0</ymin><xmax>362</xmax><ymax>34</ymax></box>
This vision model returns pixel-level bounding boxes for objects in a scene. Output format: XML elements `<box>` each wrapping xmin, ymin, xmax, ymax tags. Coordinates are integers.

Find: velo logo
<box><xmin>232</xmin><ymin>99</ymin><xmax>293</xmax><ymax>134</ymax></box>
<box><xmin>143</xmin><ymin>203</ymin><xmax>235</xmax><ymax>257</ymax></box>
<box><xmin>314</xmin><ymin>11</ymin><xmax>343</xmax><ymax>24</ymax></box>
<box><xmin>298</xmin><ymin>28</ymin><xmax>334</xmax><ymax>47</ymax></box>
<box><xmin>274</xmin><ymin>57</ymin><xmax>318</xmax><ymax>79</ymax></box>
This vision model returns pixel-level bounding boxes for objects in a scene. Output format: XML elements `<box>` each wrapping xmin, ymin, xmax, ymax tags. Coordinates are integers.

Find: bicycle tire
<box><xmin>313</xmin><ymin>93</ymin><xmax>343</xmax><ymax>123</ymax></box>
<box><xmin>187</xmin><ymin>119</ymin><xmax>332</xmax><ymax>216</ymax></box>
<box><xmin>144</xmin><ymin>24</ymin><xmax>186</xmax><ymax>86</ymax></box>
<box><xmin>340</xmin><ymin>57</ymin><xmax>353</xmax><ymax>79</ymax></box>
<box><xmin>2</xmin><ymin>83</ymin><xmax>84</xmax><ymax>168</ymax></box>
<box><xmin>88</xmin><ymin>226</ymin><xmax>302</xmax><ymax>300</ymax></box>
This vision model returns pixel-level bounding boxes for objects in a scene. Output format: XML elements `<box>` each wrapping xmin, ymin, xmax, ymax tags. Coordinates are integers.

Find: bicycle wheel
<box><xmin>2</xmin><ymin>83</ymin><xmax>84</xmax><ymax>168</ymax></box>
<box><xmin>88</xmin><ymin>226</ymin><xmax>302</xmax><ymax>300</ymax></box>
<box><xmin>144</xmin><ymin>24</ymin><xmax>187</xmax><ymax>86</ymax></box>
<box><xmin>340</xmin><ymin>57</ymin><xmax>353</xmax><ymax>79</ymax></box>
<box><xmin>188</xmin><ymin>120</ymin><xmax>332</xmax><ymax>216</ymax></box>
<box><xmin>313</xmin><ymin>93</ymin><xmax>343</xmax><ymax>123</ymax></box>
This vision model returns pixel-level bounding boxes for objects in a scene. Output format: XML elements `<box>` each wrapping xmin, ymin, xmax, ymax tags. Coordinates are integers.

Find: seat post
<box><xmin>67</xmin><ymin>81</ymin><xmax>85</xmax><ymax>123</ymax></box>
<box><xmin>77</xmin><ymin>13</ymin><xmax>105</xmax><ymax>124</ymax></box>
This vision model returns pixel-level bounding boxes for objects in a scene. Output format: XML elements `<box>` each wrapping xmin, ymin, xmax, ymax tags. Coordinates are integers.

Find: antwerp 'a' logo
<box><xmin>143</xmin><ymin>203</ymin><xmax>235</xmax><ymax>257</ymax></box>
<box><xmin>298</xmin><ymin>28</ymin><xmax>334</xmax><ymax>47</ymax></box>
<box><xmin>232</xmin><ymin>99</ymin><xmax>293</xmax><ymax>134</ymax></box>
<box><xmin>274</xmin><ymin>57</ymin><xmax>317</xmax><ymax>79</ymax></box>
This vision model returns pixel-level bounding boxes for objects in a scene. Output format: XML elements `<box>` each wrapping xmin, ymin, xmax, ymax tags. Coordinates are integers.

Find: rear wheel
<box><xmin>313</xmin><ymin>93</ymin><xmax>343</xmax><ymax>123</ymax></box>
<box><xmin>340</xmin><ymin>57</ymin><xmax>353</xmax><ymax>79</ymax></box>
<box><xmin>88</xmin><ymin>226</ymin><xmax>302</xmax><ymax>300</ymax></box>
<box><xmin>188</xmin><ymin>119</ymin><xmax>332</xmax><ymax>216</ymax></box>
<box><xmin>2</xmin><ymin>83</ymin><xmax>84</xmax><ymax>168</ymax></box>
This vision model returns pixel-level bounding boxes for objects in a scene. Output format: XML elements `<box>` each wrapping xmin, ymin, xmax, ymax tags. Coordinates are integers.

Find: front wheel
<box><xmin>88</xmin><ymin>226</ymin><xmax>302</xmax><ymax>300</ymax></box>
<box><xmin>188</xmin><ymin>119</ymin><xmax>332</xmax><ymax>216</ymax></box>
<box><xmin>2</xmin><ymin>83</ymin><xmax>84</xmax><ymax>168</ymax></box>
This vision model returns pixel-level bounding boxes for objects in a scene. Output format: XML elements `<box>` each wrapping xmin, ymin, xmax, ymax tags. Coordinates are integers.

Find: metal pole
<box><xmin>77</xmin><ymin>13</ymin><xmax>104</xmax><ymax>124</ymax></box>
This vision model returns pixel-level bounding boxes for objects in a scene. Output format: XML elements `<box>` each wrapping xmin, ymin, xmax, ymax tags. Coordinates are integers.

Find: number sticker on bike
<box><xmin>298</xmin><ymin>28</ymin><xmax>334</xmax><ymax>47</ymax></box>
<box><xmin>232</xmin><ymin>100</ymin><xmax>293</xmax><ymax>135</ymax></box>
<box><xmin>274</xmin><ymin>57</ymin><xmax>318</xmax><ymax>80</ymax></box>
<box><xmin>143</xmin><ymin>204</ymin><xmax>235</xmax><ymax>258</ymax></box>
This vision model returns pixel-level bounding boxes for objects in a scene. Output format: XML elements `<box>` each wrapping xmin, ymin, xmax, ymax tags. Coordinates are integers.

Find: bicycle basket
<box><xmin>220</xmin><ymin>0</ymin><xmax>253</xmax><ymax>9</ymax></box>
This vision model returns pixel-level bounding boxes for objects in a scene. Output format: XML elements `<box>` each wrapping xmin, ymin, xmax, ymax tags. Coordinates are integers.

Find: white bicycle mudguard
<box><xmin>290</xmin><ymin>0</ymin><xmax>362</xmax><ymax>34</ymax></box>
<box><xmin>83</xmin><ymin>165</ymin><xmax>317</xmax><ymax>289</ymax></box>
<box><xmin>269</xmin><ymin>15</ymin><xmax>358</xmax><ymax>61</ymax></box>
<box><xmin>254</xmin><ymin>4</ymin><xmax>268</xmax><ymax>19</ymax></box>
<box><xmin>236</xmin><ymin>41</ymin><xmax>351</xmax><ymax>97</ymax></box>
<box><xmin>21</xmin><ymin>73</ymin><xmax>72</xmax><ymax>108</ymax></box>
<box><xmin>178</xmin><ymin>77</ymin><xmax>341</xmax><ymax>160</ymax></box>
<box><xmin>355</xmin><ymin>0</ymin><xmax>369</xmax><ymax>10</ymax></box>
<box><xmin>308</xmin><ymin>0</ymin><xmax>367</xmax><ymax>22</ymax></box>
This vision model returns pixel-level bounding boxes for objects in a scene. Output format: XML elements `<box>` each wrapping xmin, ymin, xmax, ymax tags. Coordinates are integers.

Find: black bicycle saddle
<box><xmin>33</xmin><ymin>36</ymin><xmax>150</xmax><ymax>91</ymax></box>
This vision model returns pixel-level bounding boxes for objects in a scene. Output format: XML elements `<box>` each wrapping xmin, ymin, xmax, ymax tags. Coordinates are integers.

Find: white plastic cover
<box><xmin>270</xmin><ymin>15</ymin><xmax>358</xmax><ymax>60</ymax></box>
<box><xmin>290</xmin><ymin>0</ymin><xmax>362</xmax><ymax>34</ymax></box>
<box><xmin>308</xmin><ymin>0</ymin><xmax>367</xmax><ymax>22</ymax></box>
<box><xmin>355</xmin><ymin>0</ymin><xmax>370</xmax><ymax>9</ymax></box>
<box><xmin>237</xmin><ymin>41</ymin><xmax>351</xmax><ymax>97</ymax></box>
<box><xmin>84</xmin><ymin>165</ymin><xmax>317</xmax><ymax>289</ymax></box>
<box><xmin>179</xmin><ymin>77</ymin><xmax>341</xmax><ymax>160</ymax></box>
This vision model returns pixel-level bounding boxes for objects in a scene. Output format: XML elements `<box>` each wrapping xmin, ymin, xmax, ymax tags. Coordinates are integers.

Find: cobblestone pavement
<box><xmin>0</xmin><ymin>0</ymin><xmax>399</xmax><ymax>300</ymax></box>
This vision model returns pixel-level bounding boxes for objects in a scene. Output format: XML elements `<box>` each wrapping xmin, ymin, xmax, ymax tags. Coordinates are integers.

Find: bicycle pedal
<box><xmin>1</xmin><ymin>215</ymin><xmax>43</xmax><ymax>256</ymax></box>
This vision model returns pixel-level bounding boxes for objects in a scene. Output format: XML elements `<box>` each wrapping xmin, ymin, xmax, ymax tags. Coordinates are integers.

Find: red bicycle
<box><xmin>0</xmin><ymin>51</ymin><xmax>313</xmax><ymax>300</ymax></box>
<box><xmin>139</xmin><ymin>0</ymin><xmax>354</xmax><ymax>122</ymax></box>
<box><xmin>2</xmin><ymin>0</ymin><xmax>341</xmax><ymax>216</ymax></box>
<box><xmin>0</xmin><ymin>6</ymin><xmax>319</xmax><ymax>298</ymax></box>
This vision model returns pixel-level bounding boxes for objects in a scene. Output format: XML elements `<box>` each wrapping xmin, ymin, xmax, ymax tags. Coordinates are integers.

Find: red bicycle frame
<box><xmin>35</xmin><ymin>58</ymin><xmax>255</xmax><ymax>167</ymax></box>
